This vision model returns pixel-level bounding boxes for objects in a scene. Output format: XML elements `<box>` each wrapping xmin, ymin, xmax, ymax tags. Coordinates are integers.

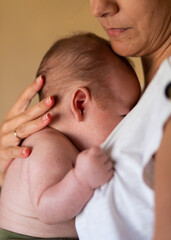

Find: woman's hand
<box><xmin>0</xmin><ymin>76</ymin><xmax>54</xmax><ymax>185</ymax></box>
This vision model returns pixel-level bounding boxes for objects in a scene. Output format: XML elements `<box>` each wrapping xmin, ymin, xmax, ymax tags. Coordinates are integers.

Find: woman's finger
<box><xmin>2</xmin><ymin>96</ymin><xmax>54</xmax><ymax>133</ymax></box>
<box><xmin>1</xmin><ymin>130</ymin><xmax>21</xmax><ymax>148</ymax></box>
<box><xmin>12</xmin><ymin>113</ymin><xmax>51</xmax><ymax>139</ymax></box>
<box><xmin>0</xmin><ymin>146</ymin><xmax>31</xmax><ymax>174</ymax></box>
<box><xmin>5</xmin><ymin>76</ymin><xmax>44</xmax><ymax>119</ymax></box>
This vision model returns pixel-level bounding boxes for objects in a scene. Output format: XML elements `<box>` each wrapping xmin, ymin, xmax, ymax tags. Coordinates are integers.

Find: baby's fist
<box><xmin>74</xmin><ymin>146</ymin><xmax>114</xmax><ymax>190</ymax></box>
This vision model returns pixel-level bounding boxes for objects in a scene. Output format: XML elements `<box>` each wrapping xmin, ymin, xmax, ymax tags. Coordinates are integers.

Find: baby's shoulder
<box><xmin>23</xmin><ymin>127</ymin><xmax>65</xmax><ymax>144</ymax></box>
<box><xmin>22</xmin><ymin>127</ymin><xmax>79</xmax><ymax>157</ymax></box>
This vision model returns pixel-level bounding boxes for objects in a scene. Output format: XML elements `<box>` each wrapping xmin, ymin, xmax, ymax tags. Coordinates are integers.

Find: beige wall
<box><xmin>0</xmin><ymin>0</ymin><xmax>144</xmax><ymax>122</ymax></box>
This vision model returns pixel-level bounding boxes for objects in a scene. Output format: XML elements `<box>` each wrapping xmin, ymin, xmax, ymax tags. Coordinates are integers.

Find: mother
<box><xmin>0</xmin><ymin>0</ymin><xmax>171</xmax><ymax>239</ymax></box>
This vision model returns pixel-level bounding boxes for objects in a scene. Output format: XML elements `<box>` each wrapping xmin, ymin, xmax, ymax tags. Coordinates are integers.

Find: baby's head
<box><xmin>37</xmin><ymin>33</ymin><xmax>141</xmax><ymax>150</ymax></box>
<box><xmin>37</xmin><ymin>33</ymin><xmax>126</xmax><ymax>106</ymax></box>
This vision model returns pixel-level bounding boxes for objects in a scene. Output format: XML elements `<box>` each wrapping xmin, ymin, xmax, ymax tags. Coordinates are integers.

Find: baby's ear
<box><xmin>71</xmin><ymin>87</ymin><xmax>91</xmax><ymax>122</ymax></box>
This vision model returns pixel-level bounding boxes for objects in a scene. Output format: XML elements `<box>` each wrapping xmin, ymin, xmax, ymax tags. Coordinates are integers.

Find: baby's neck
<box><xmin>49</xmin><ymin>121</ymin><xmax>85</xmax><ymax>151</ymax></box>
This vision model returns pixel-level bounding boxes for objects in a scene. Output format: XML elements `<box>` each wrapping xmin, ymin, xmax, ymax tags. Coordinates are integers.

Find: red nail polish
<box><xmin>36</xmin><ymin>76</ymin><xmax>43</xmax><ymax>85</ymax></box>
<box><xmin>45</xmin><ymin>96</ymin><xmax>53</xmax><ymax>105</ymax></box>
<box><xmin>42</xmin><ymin>113</ymin><xmax>51</xmax><ymax>121</ymax></box>
<box><xmin>22</xmin><ymin>148</ymin><xmax>31</xmax><ymax>157</ymax></box>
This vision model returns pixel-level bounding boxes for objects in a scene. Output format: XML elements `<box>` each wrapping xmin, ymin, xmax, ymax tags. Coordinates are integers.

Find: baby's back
<box><xmin>0</xmin><ymin>156</ymin><xmax>38</xmax><ymax>233</ymax></box>
<box><xmin>0</xmin><ymin>129</ymin><xmax>77</xmax><ymax>238</ymax></box>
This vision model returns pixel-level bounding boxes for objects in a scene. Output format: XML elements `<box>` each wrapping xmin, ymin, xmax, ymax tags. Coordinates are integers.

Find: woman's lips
<box><xmin>107</xmin><ymin>28</ymin><xmax>129</xmax><ymax>37</ymax></box>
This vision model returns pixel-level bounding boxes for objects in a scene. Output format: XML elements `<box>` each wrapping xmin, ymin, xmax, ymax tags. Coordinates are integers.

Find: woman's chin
<box><xmin>110</xmin><ymin>40</ymin><xmax>144</xmax><ymax>58</ymax></box>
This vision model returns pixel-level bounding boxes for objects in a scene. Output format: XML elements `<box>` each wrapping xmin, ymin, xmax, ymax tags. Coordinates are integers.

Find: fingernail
<box><xmin>22</xmin><ymin>148</ymin><xmax>31</xmax><ymax>157</ymax></box>
<box><xmin>42</xmin><ymin>113</ymin><xmax>50</xmax><ymax>121</ymax></box>
<box><xmin>36</xmin><ymin>76</ymin><xmax>44</xmax><ymax>85</ymax></box>
<box><xmin>45</xmin><ymin>96</ymin><xmax>53</xmax><ymax>105</ymax></box>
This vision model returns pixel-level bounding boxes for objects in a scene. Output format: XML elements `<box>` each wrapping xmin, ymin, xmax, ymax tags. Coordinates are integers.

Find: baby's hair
<box><xmin>36</xmin><ymin>32</ymin><xmax>134</xmax><ymax>107</ymax></box>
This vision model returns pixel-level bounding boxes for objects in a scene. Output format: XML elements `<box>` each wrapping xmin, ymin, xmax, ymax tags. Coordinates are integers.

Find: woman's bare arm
<box><xmin>0</xmin><ymin>76</ymin><xmax>54</xmax><ymax>185</ymax></box>
<box><xmin>154</xmin><ymin>117</ymin><xmax>171</xmax><ymax>240</ymax></box>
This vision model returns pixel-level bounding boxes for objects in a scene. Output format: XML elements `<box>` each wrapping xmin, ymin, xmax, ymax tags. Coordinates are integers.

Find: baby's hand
<box><xmin>74</xmin><ymin>146</ymin><xmax>114</xmax><ymax>190</ymax></box>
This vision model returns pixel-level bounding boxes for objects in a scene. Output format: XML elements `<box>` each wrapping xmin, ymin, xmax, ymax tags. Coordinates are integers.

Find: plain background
<box><xmin>0</xmin><ymin>0</ymin><xmax>144</xmax><ymax>123</ymax></box>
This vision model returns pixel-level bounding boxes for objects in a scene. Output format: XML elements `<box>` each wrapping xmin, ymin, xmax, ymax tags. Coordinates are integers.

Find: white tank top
<box><xmin>76</xmin><ymin>57</ymin><xmax>171</xmax><ymax>240</ymax></box>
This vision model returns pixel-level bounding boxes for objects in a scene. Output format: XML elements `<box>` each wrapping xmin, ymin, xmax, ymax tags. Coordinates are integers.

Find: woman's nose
<box><xmin>90</xmin><ymin>0</ymin><xmax>119</xmax><ymax>18</ymax></box>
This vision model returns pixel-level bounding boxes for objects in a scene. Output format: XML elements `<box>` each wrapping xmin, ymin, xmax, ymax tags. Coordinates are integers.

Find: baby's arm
<box><xmin>27</xmin><ymin>128</ymin><xmax>113</xmax><ymax>224</ymax></box>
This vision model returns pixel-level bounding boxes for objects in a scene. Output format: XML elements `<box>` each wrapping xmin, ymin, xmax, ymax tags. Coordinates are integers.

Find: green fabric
<box><xmin>0</xmin><ymin>228</ymin><xmax>78</xmax><ymax>240</ymax></box>
<box><xmin>0</xmin><ymin>228</ymin><xmax>38</xmax><ymax>239</ymax></box>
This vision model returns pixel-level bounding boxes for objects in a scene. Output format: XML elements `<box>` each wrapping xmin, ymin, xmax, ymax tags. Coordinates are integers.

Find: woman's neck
<box><xmin>142</xmin><ymin>36</ymin><xmax>171</xmax><ymax>87</ymax></box>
